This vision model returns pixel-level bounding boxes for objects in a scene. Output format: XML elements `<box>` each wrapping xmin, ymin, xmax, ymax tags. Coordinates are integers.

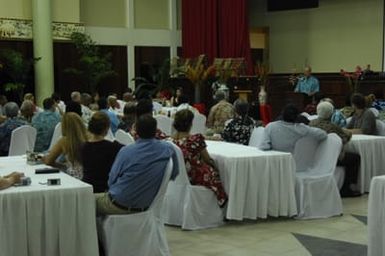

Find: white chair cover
<box><xmin>308</xmin><ymin>115</ymin><xmax>318</xmax><ymax>121</ymax></box>
<box><xmin>115</xmin><ymin>129</ymin><xmax>134</xmax><ymax>145</ymax></box>
<box><xmin>104</xmin><ymin>128</ymin><xmax>115</xmax><ymax>142</ymax></box>
<box><xmin>248</xmin><ymin>126</ymin><xmax>265</xmax><ymax>148</ymax></box>
<box><xmin>155</xmin><ymin>115</ymin><xmax>173</xmax><ymax>136</ymax></box>
<box><xmin>98</xmin><ymin>159</ymin><xmax>173</xmax><ymax>256</ymax></box>
<box><xmin>293</xmin><ymin>136</ymin><xmax>319</xmax><ymax>172</ymax></box>
<box><xmin>295</xmin><ymin>133</ymin><xmax>343</xmax><ymax>219</ymax></box>
<box><xmin>300</xmin><ymin>112</ymin><xmax>311</xmax><ymax>118</ymax></box>
<box><xmin>376</xmin><ymin>120</ymin><xmax>385</xmax><ymax>136</ymax></box>
<box><xmin>334</xmin><ymin>166</ymin><xmax>345</xmax><ymax>190</ymax></box>
<box><xmin>162</xmin><ymin>142</ymin><xmax>224</xmax><ymax>230</ymax></box>
<box><xmin>368</xmin><ymin>176</ymin><xmax>385</xmax><ymax>256</ymax></box>
<box><xmin>49</xmin><ymin>122</ymin><xmax>62</xmax><ymax>150</ymax></box>
<box><xmin>8</xmin><ymin>125</ymin><xmax>37</xmax><ymax>156</ymax></box>
<box><xmin>190</xmin><ymin>112</ymin><xmax>207</xmax><ymax>135</ymax></box>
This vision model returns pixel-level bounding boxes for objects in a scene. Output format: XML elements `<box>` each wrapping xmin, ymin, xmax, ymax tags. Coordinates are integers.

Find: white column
<box><xmin>32</xmin><ymin>0</ymin><xmax>54</xmax><ymax>105</ymax></box>
<box><xmin>169</xmin><ymin>0</ymin><xmax>178</xmax><ymax>58</ymax></box>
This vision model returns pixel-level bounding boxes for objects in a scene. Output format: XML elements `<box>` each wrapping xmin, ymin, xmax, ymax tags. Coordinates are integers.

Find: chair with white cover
<box><xmin>8</xmin><ymin>125</ymin><xmax>37</xmax><ymax>156</ymax></box>
<box><xmin>376</xmin><ymin>120</ymin><xmax>385</xmax><ymax>136</ymax></box>
<box><xmin>98</xmin><ymin>159</ymin><xmax>173</xmax><ymax>256</ymax></box>
<box><xmin>162</xmin><ymin>142</ymin><xmax>224</xmax><ymax>230</ymax></box>
<box><xmin>104</xmin><ymin>128</ymin><xmax>115</xmax><ymax>142</ymax></box>
<box><xmin>155</xmin><ymin>115</ymin><xmax>173</xmax><ymax>136</ymax></box>
<box><xmin>295</xmin><ymin>133</ymin><xmax>343</xmax><ymax>219</ymax></box>
<box><xmin>293</xmin><ymin>136</ymin><xmax>319</xmax><ymax>172</ymax></box>
<box><xmin>115</xmin><ymin>129</ymin><xmax>134</xmax><ymax>145</ymax></box>
<box><xmin>49</xmin><ymin>122</ymin><xmax>62</xmax><ymax>150</ymax></box>
<box><xmin>190</xmin><ymin>112</ymin><xmax>207</xmax><ymax>135</ymax></box>
<box><xmin>248</xmin><ymin>126</ymin><xmax>265</xmax><ymax>148</ymax></box>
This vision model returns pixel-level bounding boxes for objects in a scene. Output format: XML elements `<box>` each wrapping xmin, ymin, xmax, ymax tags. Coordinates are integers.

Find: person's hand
<box><xmin>9</xmin><ymin>172</ymin><xmax>24</xmax><ymax>184</ymax></box>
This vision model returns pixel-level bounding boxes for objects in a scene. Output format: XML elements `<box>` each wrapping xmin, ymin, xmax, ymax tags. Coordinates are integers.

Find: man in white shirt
<box><xmin>71</xmin><ymin>91</ymin><xmax>92</xmax><ymax>124</ymax></box>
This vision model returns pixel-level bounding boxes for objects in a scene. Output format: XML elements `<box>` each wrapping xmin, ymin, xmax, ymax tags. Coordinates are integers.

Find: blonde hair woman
<box><xmin>43</xmin><ymin>112</ymin><xmax>88</xmax><ymax>178</ymax></box>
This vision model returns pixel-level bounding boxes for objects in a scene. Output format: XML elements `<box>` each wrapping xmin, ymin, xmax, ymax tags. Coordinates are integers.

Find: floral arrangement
<box><xmin>254</xmin><ymin>62</ymin><xmax>270</xmax><ymax>88</ymax></box>
<box><xmin>184</xmin><ymin>55</ymin><xmax>216</xmax><ymax>85</ymax></box>
<box><xmin>340</xmin><ymin>66</ymin><xmax>363</xmax><ymax>92</ymax></box>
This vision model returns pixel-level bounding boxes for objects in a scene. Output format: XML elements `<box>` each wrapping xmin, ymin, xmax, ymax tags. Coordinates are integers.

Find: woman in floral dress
<box><xmin>172</xmin><ymin>109</ymin><xmax>227</xmax><ymax>207</ymax></box>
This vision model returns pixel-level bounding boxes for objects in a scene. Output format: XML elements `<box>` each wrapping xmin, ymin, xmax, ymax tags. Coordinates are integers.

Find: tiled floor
<box><xmin>166</xmin><ymin>195</ymin><xmax>368</xmax><ymax>256</ymax></box>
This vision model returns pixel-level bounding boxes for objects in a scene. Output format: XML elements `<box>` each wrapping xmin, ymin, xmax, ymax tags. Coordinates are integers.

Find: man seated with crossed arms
<box><xmin>95</xmin><ymin>114</ymin><xmax>179</xmax><ymax>215</ymax></box>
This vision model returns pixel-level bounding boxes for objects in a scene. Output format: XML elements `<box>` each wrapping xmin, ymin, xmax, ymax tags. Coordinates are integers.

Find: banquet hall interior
<box><xmin>0</xmin><ymin>0</ymin><xmax>384</xmax><ymax>255</ymax></box>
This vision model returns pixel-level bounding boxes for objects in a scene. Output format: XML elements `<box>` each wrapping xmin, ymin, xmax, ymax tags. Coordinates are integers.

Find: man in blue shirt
<box><xmin>95</xmin><ymin>114</ymin><xmax>179</xmax><ymax>215</ymax></box>
<box><xmin>294</xmin><ymin>66</ymin><xmax>320</xmax><ymax>96</ymax></box>
<box><xmin>32</xmin><ymin>98</ymin><xmax>61</xmax><ymax>152</ymax></box>
<box><xmin>98</xmin><ymin>97</ymin><xmax>120</xmax><ymax>135</ymax></box>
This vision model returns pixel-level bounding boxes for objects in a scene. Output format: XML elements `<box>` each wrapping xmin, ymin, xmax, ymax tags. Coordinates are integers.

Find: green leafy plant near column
<box><xmin>65</xmin><ymin>32</ymin><xmax>117</xmax><ymax>93</ymax></box>
<box><xmin>0</xmin><ymin>49</ymin><xmax>35</xmax><ymax>102</ymax></box>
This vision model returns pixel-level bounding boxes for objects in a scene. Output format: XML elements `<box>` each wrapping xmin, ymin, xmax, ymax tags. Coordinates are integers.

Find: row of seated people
<box><xmin>260</xmin><ymin>93</ymin><xmax>378</xmax><ymax>197</ymax></box>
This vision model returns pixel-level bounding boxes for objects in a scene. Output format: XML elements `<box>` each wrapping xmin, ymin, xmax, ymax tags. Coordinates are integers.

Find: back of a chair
<box><xmin>310</xmin><ymin>133</ymin><xmax>342</xmax><ymax>175</ymax></box>
<box><xmin>9</xmin><ymin>125</ymin><xmax>37</xmax><ymax>156</ymax></box>
<box><xmin>115</xmin><ymin>129</ymin><xmax>134</xmax><ymax>145</ymax></box>
<box><xmin>49</xmin><ymin>122</ymin><xmax>62</xmax><ymax>150</ymax></box>
<box><xmin>155</xmin><ymin>115</ymin><xmax>173</xmax><ymax>136</ymax></box>
<box><xmin>293</xmin><ymin>136</ymin><xmax>319</xmax><ymax>172</ymax></box>
<box><xmin>248</xmin><ymin>126</ymin><xmax>265</xmax><ymax>148</ymax></box>
<box><xmin>376</xmin><ymin>120</ymin><xmax>385</xmax><ymax>136</ymax></box>
<box><xmin>191</xmin><ymin>113</ymin><xmax>207</xmax><ymax>135</ymax></box>
<box><xmin>167</xmin><ymin>141</ymin><xmax>190</xmax><ymax>185</ymax></box>
<box><xmin>150</xmin><ymin>159</ymin><xmax>173</xmax><ymax>216</ymax></box>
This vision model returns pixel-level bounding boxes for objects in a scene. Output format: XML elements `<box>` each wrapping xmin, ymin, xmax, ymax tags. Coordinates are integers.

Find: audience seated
<box><xmin>107</xmin><ymin>95</ymin><xmax>121</xmax><ymax>115</ymax></box>
<box><xmin>346</xmin><ymin>93</ymin><xmax>377</xmax><ymax>135</ymax></box>
<box><xmin>52</xmin><ymin>92</ymin><xmax>66</xmax><ymax>115</ymax></box>
<box><xmin>207</xmin><ymin>90</ymin><xmax>234</xmax><ymax>134</ymax></box>
<box><xmin>322</xmin><ymin>98</ymin><xmax>347</xmax><ymax>128</ymax></box>
<box><xmin>72</xmin><ymin>91</ymin><xmax>92</xmax><ymax>124</ymax></box>
<box><xmin>171</xmin><ymin>87</ymin><xmax>183</xmax><ymax>107</ymax></box>
<box><xmin>176</xmin><ymin>95</ymin><xmax>196</xmax><ymax>113</ymax></box>
<box><xmin>95</xmin><ymin>115</ymin><xmax>179</xmax><ymax>215</ymax></box>
<box><xmin>0</xmin><ymin>102</ymin><xmax>29</xmax><ymax>156</ymax></box>
<box><xmin>222</xmin><ymin>99</ymin><xmax>256</xmax><ymax>145</ymax></box>
<box><xmin>172</xmin><ymin>109</ymin><xmax>228</xmax><ymax>207</ymax></box>
<box><xmin>98</xmin><ymin>97</ymin><xmax>120</xmax><ymax>135</ymax></box>
<box><xmin>130</xmin><ymin>98</ymin><xmax>167</xmax><ymax>140</ymax></box>
<box><xmin>310</xmin><ymin>102</ymin><xmax>361</xmax><ymax>197</ymax></box>
<box><xmin>43</xmin><ymin>112</ymin><xmax>88</xmax><ymax>179</ymax></box>
<box><xmin>32</xmin><ymin>98</ymin><xmax>61</xmax><ymax>152</ymax></box>
<box><xmin>89</xmin><ymin>92</ymin><xmax>100</xmax><ymax>111</ymax></box>
<box><xmin>65</xmin><ymin>100</ymin><xmax>83</xmax><ymax>117</ymax></box>
<box><xmin>118</xmin><ymin>102</ymin><xmax>136</xmax><ymax>133</ymax></box>
<box><xmin>19</xmin><ymin>100</ymin><xmax>35</xmax><ymax>123</ymax></box>
<box><xmin>24</xmin><ymin>93</ymin><xmax>42</xmax><ymax>113</ymax></box>
<box><xmin>81</xmin><ymin>111</ymin><xmax>123</xmax><ymax>193</ymax></box>
<box><xmin>260</xmin><ymin>104</ymin><xmax>327</xmax><ymax>153</ymax></box>
<box><xmin>0</xmin><ymin>172</ymin><xmax>24</xmax><ymax>190</ymax></box>
<box><xmin>304</xmin><ymin>92</ymin><xmax>324</xmax><ymax>115</ymax></box>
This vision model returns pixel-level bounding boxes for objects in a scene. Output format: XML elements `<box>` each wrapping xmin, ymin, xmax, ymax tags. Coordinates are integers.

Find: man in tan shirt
<box><xmin>207</xmin><ymin>91</ymin><xmax>234</xmax><ymax>134</ymax></box>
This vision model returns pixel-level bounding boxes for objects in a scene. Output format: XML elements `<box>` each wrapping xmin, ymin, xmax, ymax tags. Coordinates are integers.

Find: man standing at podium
<box><xmin>294</xmin><ymin>66</ymin><xmax>320</xmax><ymax>96</ymax></box>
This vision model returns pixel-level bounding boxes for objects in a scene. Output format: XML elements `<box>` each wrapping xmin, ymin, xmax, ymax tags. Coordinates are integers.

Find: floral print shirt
<box><xmin>222</xmin><ymin>116</ymin><xmax>255</xmax><ymax>145</ymax></box>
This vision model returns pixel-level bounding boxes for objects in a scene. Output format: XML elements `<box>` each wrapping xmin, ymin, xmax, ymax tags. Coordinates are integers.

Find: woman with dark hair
<box><xmin>118</xmin><ymin>102</ymin><xmax>136</xmax><ymax>133</ymax></box>
<box><xmin>222</xmin><ymin>99</ymin><xmax>256</xmax><ymax>145</ymax></box>
<box><xmin>346</xmin><ymin>93</ymin><xmax>377</xmax><ymax>135</ymax></box>
<box><xmin>81</xmin><ymin>111</ymin><xmax>123</xmax><ymax>193</ymax></box>
<box><xmin>172</xmin><ymin>109</ymin><xmax>227</xmax><ymax>207</ymax></box>
<box><xmin>171</xmin><ymin>87</ymin><xmax>183</xmax><ymax>107</ymax></box>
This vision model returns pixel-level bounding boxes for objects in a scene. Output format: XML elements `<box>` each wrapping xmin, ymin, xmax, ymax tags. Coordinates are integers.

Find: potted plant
<box><xmin>0</xmin><ymin>49</ymin><xmax>34</xmax><ymax>102</ymax></box>
<box><xmin>65</xmin><ymin>32</ymin><xmax>117</xmax><ymax>94</ymax></box>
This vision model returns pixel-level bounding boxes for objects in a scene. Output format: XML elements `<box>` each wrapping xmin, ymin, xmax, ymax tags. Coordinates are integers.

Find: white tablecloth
<box><xmin>206</xmin><ymin>141</ymin><xmax>297</xmax><ymax>220</ymax></box>
<box><xmin>368</xmin><ymin>175</ymin><xmax>385</xmax><ymax>256</ymax></box>
<box><xmin>0</xmin><ymin>156</ymin><xmax>99</xmax><ymax>256</ymax></box>
<box><xmin>345</xmin><ymin>135</ymin><xmax>385</xmax><ymax>193</ymax></box>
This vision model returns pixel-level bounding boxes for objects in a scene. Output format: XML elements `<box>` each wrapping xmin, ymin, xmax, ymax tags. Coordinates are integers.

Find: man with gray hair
<box><xmin>71</xmin><ymin>91</ymin><xmax>92</xmax><ymax>124</ymax></box>
<box><xmin>0</xmin><ymin>102</ymin><xmax>29</xmax><ymax>156</ymax></box>
<box><xmin>310</xmin><ymin>101</ymin><xmax>361</xmax><ymax>197</ymax></box>
<box><xmin>207</xmin><ymin>90</ymin><xmax>234</xmax><ymax>133</ymax></box>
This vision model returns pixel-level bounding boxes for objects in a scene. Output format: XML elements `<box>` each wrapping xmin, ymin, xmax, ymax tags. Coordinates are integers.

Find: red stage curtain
<box><xmin>182</xmin><ymin>0</ymin><xmax>253</xmax><ymax>74</ymax></box>
<box><xmin>181</xmin><ymin>0</ymin><xmax>218</xmax><ymax>62</ymax></box>
<box><xmin>218</xmin><ymin>0</ymin><xmax>253</xmax><ymax>74</ymax></box>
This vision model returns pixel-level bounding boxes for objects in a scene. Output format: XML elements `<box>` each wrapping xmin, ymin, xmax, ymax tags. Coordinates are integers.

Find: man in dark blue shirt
<box><xmin>95</xmin><ymin>114</ymin><xmax>179</xmax><ymax>215</ymax></box>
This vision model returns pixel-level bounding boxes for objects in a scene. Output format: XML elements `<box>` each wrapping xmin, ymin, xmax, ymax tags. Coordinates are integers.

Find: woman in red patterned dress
<box><xmin>172</xmin><ymin>109</ymin><xmax>228</xmax><ymax>207</ymax></box>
